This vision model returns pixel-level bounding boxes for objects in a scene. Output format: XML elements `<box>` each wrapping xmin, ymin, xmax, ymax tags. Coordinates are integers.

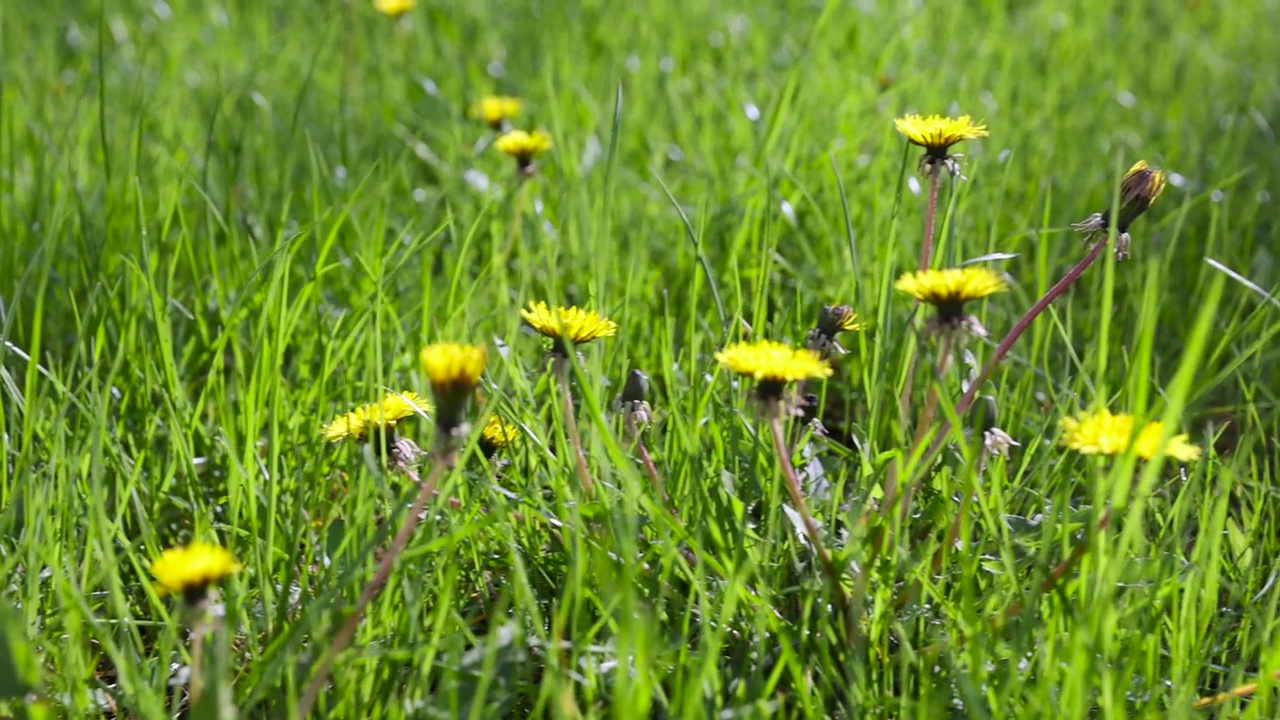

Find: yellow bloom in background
<box><xmin>520</xmin><ymin>301</ymin><xmax>618</xmax><ymax>349</ymax></box>
<box><xmin>1059</xmin><ymin>409</ymin><xmax>1201</xmax><ymax>462</ymax></box>
<box><xmin>472</xmin><ymin>95</ymin><xmax>523</xmax><ymax>131</ymax></box>
<box><xmin>494</xmin><ymin>130</ymin><xmax>552</xmax><ymax>171</ymax></box>
<box><xmin>716</xmin><ymin>340</ymin><xmax>832</xmax><ymax>402</ymax></box>
<box><xmin>478</xmin><ymin>414</ymin><xmax>520</xmax><ymax>457</ymax></box>
<box><xmin>373</xmin><ymin>0</ymin><xmax>415</xmax><ymax>17</ymax></box>
<box><xmin>894</xmin><ymin>113</ymin><xmax>987</xmax><ymax>174</ymax></box>
<box><xmin>895</xmin><ymin>267</ymin><xmax>1008</xmax><ymax>337</ymax></box>
<box><xmin>322</xmin><ymin>391</ymin><xmax>430</xmax><ymax>443</ymax></box>
<box><xmin>150</xmin><ymin>541</ymin><xmax>242</xmax><ymax>599</ymax></box>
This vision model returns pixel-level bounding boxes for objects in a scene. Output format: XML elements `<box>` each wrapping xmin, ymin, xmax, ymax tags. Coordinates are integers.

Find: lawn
<box><xmin>2</xmin><ymin>0</ymin><xmax>1280</xmax><ymax>717</ymax></box>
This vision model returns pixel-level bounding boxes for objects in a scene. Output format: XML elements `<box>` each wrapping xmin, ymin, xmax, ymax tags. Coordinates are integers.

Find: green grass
<box><xmin>2</xmin><ymin>0</ymin><xmax>1280</xmax><ymax>717</ymax></box>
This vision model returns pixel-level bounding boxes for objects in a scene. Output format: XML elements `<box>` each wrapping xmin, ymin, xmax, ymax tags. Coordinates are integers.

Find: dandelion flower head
<box><xmin>715</xmin><ymin>340</ymin><xmax>833</xmax><ymax>385</ymax></box>
<box><xmin>420</xmin><ymin>343</ymin><xmax>487</xmax><ymax>394</ymax></box>
<box><xmin>895</xmin><ymin>267</ymin><xmax>1007</xmax><ymax>309</ymax></box>
<box><xmin>150</xmin><ymin>541</ymin><xmax>242</xmax><ymax>597</ymax></box>
<box><xmin>472</xmin><ymin>96</ymin><xmax>522</xmax><ymax>129</ymax></box>
<box><xmin>479</xmin><ymin>414</ymin><xmax>520</xmax><ymax>456</ymax></box>
<box><xmin>1059</xmin><ymin>409</ymin><xmax>1201</xmax><ymax>462</ymax></box>
<box><xmin>373</xmin><ymin>0</ymin><xmax>415</xmax><ymax>17</ymax></box>
<box><xmin>894</xmin><ymin>114</ymin><xmax>988</xmax><ymax>156</ymax></box>
<box><xmin>494</xmin><ymin>130</ymin><xmax>552</xmax><ymax>164</ymax></box>
<box><xmin>520</xmin><ymin>301</ymin><xmax>617</xmax><ymax>346</ymax></box>
<box><xmin>323</xmin><ymin>391</ymin><xmax>430</xmax><ymax>443</ymax></box>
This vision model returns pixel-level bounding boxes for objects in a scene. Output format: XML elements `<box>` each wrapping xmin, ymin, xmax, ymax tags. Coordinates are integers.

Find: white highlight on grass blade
<box><xmin>1205</xmin><ymin>257</ymin><xmax>1280</xmax><ymax>311</ymax></box>
<box><xmin>907</xmin><ymin>176</ymin><xmax>921</xmax><ymax>195</ymax></box>
<box><xmin>961</xmin><ymin>252</ymin><xmax>1018</xmax><ymax>265</ymax></box>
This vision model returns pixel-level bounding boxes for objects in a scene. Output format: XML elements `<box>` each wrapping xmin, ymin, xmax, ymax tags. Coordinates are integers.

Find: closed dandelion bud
<box><xmin>1111</xmin><ymin>161</ymin><xmax>1167</xmax><ymax>233</ymax></box>
<box><xmin>420</xmin><ymin>343</ymin><xmax>487</xmax><ymax>446</ymax></box>
<box><xmin>806</xmin><ymin>304</ymin><xmax>863</xmax><ymax>357</ymax></box>
<box><xmin>1072</xmin><ymin>160</ymin><xmax>1168</xmax><ymax>260</ymax></box>
<box><xmin>969</xmin><ymin>395</ymin><xmax>999</xmax><ymax>434</ymax></box>
<box><xmin>618</xmin><ymin>369</ymin><xmax>653</xmax><ymax>431</ymax></box>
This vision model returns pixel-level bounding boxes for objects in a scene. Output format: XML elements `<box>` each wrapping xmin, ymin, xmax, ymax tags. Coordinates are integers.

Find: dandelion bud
<box><xmin>420</xmin><ymin>343</ymin><xmax>487</xmax><ymax>446</ymax></box>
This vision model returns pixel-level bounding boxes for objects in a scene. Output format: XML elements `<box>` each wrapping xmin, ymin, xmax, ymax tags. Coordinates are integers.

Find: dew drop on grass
<box><xmin>412</xmin><ymin>188</ymin><xmax>427</xmax><ymax>203</ymax></box>
<box><xmin>487</xmin><ymin>60</ymin><xmax>505</xmax><ymax>78</ymax></box>
<box><xmin>659</xmin><ymin>56</ymin><xmax>674</xmax><ymax>73</ymax></box>
<box><xmin>334</xmin><ymin>165</ymin><xmax>348</xmax><ymax>184</ymax></box>
<box><xmin>626</xmin><ymin>55</ymin><xmax>641</xmax><ymax>73</ymax></box>
<box><xmin>419</xmin><ymin>77</ymin><xmax>439</xmax><ymax>97</ymax></box>
<box><xmin>667</xmin><ymin>144</ymin><xmax>684</xmax><ymax>162</ymax></box>
<box><xmin>1116</xmin><ymin>90</ymin><xmax>1137</xmax><ymax>108</ymax></box>
<box><xmin>743</xmin><ymin>102</ymin><xmax>760</xmax><ymax>122</ymax></box>
<box><xmin>907</xmin><ymin>176</ymin><xmax>921</xmax><ymax>195</ymax></box>
<box><xmin>1168</xmin><ymin>172</ymin><xmax>1188</xmax><ymax>188</ymax></box>
<box><xmin>1211</xmin><ymin>189</ymin><xmax>1225</xmax><ymax>202</ymax></box>
<box><xmin>779</xmin><ymin>200</ymin><xmax>797</xmax><ymax>225</ymax></box>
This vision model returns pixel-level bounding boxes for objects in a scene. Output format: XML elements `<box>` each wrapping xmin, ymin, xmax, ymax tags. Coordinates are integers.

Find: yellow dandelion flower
<box><xmin>420</xmin><ymin>343</ymin><xmax>486</xmax><ymax>436</ymax></box>
<box><xmin>520</xmin><ymin>301</ymin><xmax>618</xmax><ymax>350</ymax></box>
<box><xmin>894</xmin><ymin>267</ymin><xmax>1008</xmax><ymax>337</ymax></box>
<box><xmin>494</xmin><ymin>130</ymin><xmax>552</xmax><ymax>171</ymax></box>
<box><xmin>1059</xmin><ymin>409</ymin><xmax>1201</xmax><ymax>463</ymax></box>
<box><xmin>472</xmin><ymin>95</ymin><xmax>523</xmax><ymax>131</ymax></box>
<box><xmin>894</xmin><ymin>113</ymin><xmax>987</xmax><ymax>174</ymax></box>
<box><xmin>715</xmin><ymin>340</ymin><xmax>832</xmax><ymax>402</ymax></box>
<box><xmin>1072</xmin><ymin>160</ymin><xmax>1169</xmax><ymax>260</ymax></box>
<box><xmin>373</xmin><ymin>0</ymin><xmax>415</xmax><ymax>17</ymax></box>
<box><xmin>322</xmin><ymin>391</ymin><xmax>430</xmax><ymax>443</ymax></box>
<box><xmin>150</xmin><ymin>541</ymin><xmax>241</xmax><ymax>600</ymax></box>
<box><xmin>478</xmin><ymin>414</ymin><xmax>520</xmax><ymax>457</ymax></box>
<box><xmin>420</xmin><ymin>343</ymin><xmax>487</xmax><ymax>395</ymax></box>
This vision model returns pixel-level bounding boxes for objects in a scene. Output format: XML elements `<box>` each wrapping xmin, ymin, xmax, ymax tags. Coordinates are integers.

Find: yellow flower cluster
<box><xmin>1060</xmin><ymin>409</ymin><xmax>1201</xmax><ymax>463</ymax></box>
<box><xmin>322</xmin><ymin>391</ymin><xmax>431</xmax><ymax>443</ymax></box>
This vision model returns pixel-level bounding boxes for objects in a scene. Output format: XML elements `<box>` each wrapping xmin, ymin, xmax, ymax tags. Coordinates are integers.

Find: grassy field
<box><xmin>3</xmin><ymin>0</ymin><xmax>1280</xmax><ymax>717</ymax></box>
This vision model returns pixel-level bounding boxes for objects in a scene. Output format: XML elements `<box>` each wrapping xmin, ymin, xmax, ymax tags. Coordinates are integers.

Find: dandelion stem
<box><xmin>1194</xmin><ymin>669</ymin><xmax>1280</xmax><ymax>709</ymax></box>
<box><xmin>627</xmin><ymin>415</ymin><xmax>667</xmax><ymax>505</ymax></box>
<box><xmin>556</xmin><ymin>359</ymin><xmax>597</xmax><ymax>499</ymax></box>
<box><xmin>296</xmin><ymin>460</ymin><xmax>447</xmax><ymax>720</ymax></box>
<box><xmin>900</xmin><ymin>238</ymin><xmax>1107</xmax><ymax>503</ymax></box>
<box><xmin>920</xmin><ymin>171</ymin><xmax>941</xmax><ymax>271</ymax></box>
<box><xmin>189</xmin><ymin>623</ymin><xmax>205</xmax><ymax>706</ymax></box>
<box><xmin>766</xmin><ymin>414</ymin><xmax>852</xmax><ymax>642</ymax></box>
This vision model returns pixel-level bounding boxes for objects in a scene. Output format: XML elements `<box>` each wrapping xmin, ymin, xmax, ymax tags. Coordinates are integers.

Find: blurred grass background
<box><xmin>2</xmin><ymin>0</ymin><xmax>1279</xmax><ymax>717</ymax></box>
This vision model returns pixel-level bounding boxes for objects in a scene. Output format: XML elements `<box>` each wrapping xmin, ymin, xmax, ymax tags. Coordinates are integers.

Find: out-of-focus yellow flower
<box><xmin>420</xmin><ymin>343</ymin><xmax>487</xmax><ymax>437</ymax></box>
<box><xmin>894</xmin><ymin>267</ymin><xmax>1008</xmax><ymax>337</ymax></box>
<box><xmin>373</xmin><ymin>0</ymin><xmax>415</xmax><ymax>17</ymax></box>
<box><xmin>1059</xmin><ymin>409</ymin><xmax>1201</xmax><ymax>462</ymax></box>
<box><xmin>150</xmin><ymin>542</ymin><xmax>241</xmax><ymax>601</ymax></box>
<box><xmin>894</xmin><ymin>113</ymin><xmax>987</xmax><ymax>174</ymax></box>
<box><xmin>520</xmin><ymin>301</ymin><xmax>617</xmax><ymax>350</ymax></box>
<box><xmin>472</xmin><ymin>96</ymin><xmax>522</xmax><ymax>131</ymax></box>
<box><xmin>478</xmin><ymin>414</ymin><xmax>520</xmax><ymax>457</ymax></box>
<box><xmin>323</xmin><ymin>391</ymin><xmax>430</xmax><ymax>443</ymax></box>
<box><xmin>494</xmin><ymin>130</ymin><xmax>552</xmax><ymax>172</ymax></box>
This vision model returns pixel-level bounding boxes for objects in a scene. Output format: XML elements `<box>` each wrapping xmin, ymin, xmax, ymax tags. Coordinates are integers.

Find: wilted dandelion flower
<box><xmin>420</xmin><ymin>343</ymin><xmax>487</xmax><ymax>440</ymax></box>
<box><xmin>715</xmin><ymin>340</ymin><xmax>832</xmax><ymax>406</ymax></box>
<box><xmin>323</xmin><ymin>391</ymin><xmax>430</xmax><ymax>443</ymax></box>
<box><xmin>150</xmin><ymin>541</ymin><xmax>241</xmax><ymax>604</ymax></box>
<box><xmin>373</xmin><ymin>0</ymin><xmax>415</xmax><ymax>17</ymax></box>
<box><xmin>494</xmin><ymin>130</ymin><xmax>552</xmax><ymax>174</ymax></box>
<box><xmin>894</xmin><ymin>113</ymin><xmax>988</xmax><ymax>176</ymax></box>
<box><xmin>1072</xmin><ymin>160</ymin><xmax>1168</xmax><ymax>260</ymax></box>
<box><xmin>478</xmin><ymin>414</ymin><xmax>520</xmax><ymax>458</ymax></box>
<box><xmin>894</xmin><ymin>267</ymin><xmax>1008</xmax><ymax>338</ymax></box>
<box><xmin>520</xmin><ymin>301</ymin><xmax>617</xmax><ymax>354</ymax></box>
<box><xmin>1059</xmin><ymin>409</ymin><xmax>1201</xmax><ymax>462</ymax></box>
<box><xmin>804</xmin><ymin>304</ymin><xmax>864</xmax><ymax>357</ymax></box>
<box><xmin>472</xmin><ymin>95</ymin><xmax>522</xmax><ymax>131</ymax></box>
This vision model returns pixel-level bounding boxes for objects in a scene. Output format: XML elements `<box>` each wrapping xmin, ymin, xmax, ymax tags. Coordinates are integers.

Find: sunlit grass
<box><xmin>1</xmin><ymin>0</ymin><xmax>1279</xmax><ymax>717</ymax></box>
